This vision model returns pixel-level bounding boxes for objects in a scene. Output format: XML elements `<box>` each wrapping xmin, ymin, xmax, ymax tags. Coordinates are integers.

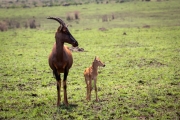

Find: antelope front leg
<box><xmin>54</xmin><ymin>70</ymin><xmax>61</xmax><ymax>106</ymax></box>
<box><xmin>63</xmin><ymin>68</ymin><xmax>69</xmax><ymax>106</ymax></box>
<box><xmin>56</xmin><ymin>80</ymin><xmax>61</xmax><ymax>106</ymax></box>
<box><xmin>63</xmin><ymin>80</ymin><xmax>68</xmax><ymax>106</ymax></box>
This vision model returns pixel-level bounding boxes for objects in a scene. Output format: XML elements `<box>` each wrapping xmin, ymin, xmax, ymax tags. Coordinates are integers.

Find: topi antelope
<box><xmin>47</xmin><ymin>17</ymin><xmax>78</xmax><ymax>106</ymax></box>
<box><xmin>84</xmin><ymin>56</ymin><xmax>105</xmax><ymax>101</ymax></box>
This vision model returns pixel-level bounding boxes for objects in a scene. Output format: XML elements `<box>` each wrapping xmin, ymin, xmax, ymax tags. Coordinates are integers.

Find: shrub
<box><xmin>0</xmin><ymin>21</ymin><xmax>8</xmax><ymax>31</ymax></box>
<box><xmin>24</xmin><ymin>21</ymin><xmax>28</xmax><ymax>29</ymax></box>
<box><xmin>74</xmin><ymin>11</ymin><xmax>80</xmax><ymax>20</ymax></box>
<box><xmin>29</xmin><ymin>19</ymin><xmax>36</xmax><ymax>29</ymax></box>
<box><xmin>6</xmin><ymin>19</ymin><xmax>20</xmax><ymax>29</ymax></box>
<box><xmin>0</xmin><ymin>18</ymin><xmax>40</xmax><ymax>31</ymax></box>
<box><xmin>112</xmin><ymin>14</ymin><xmax>115</xmax><ymax>20</ymax></box>
<box><xmin>102</xmin><ymin>15</ymin><xmax>108</xmax><ymax>22</ymax></box>
<box><xmin>66</xmin><ymin>13</ymin><xmax>73</xmax><ymax>21</ymax></box>
<box><xmin>15</xmin><ymin>21</ymin><xmax>20</xmax><ymax>28</ymax></box>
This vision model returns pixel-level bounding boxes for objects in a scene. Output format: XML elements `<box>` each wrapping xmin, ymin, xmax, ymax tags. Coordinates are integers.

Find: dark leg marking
<box><xmin>63</xmin><ymin>67</ymin><xmax>69</xmax><ymax>89</ymax></box>
<box><xmin>53</xmin><ymin>70</ymin><xmax>61</xmax><ymax>106</ymax></box>
<box><xmin>53</xmin><ymin>70</ymin><xmax>60</xmax><ymax>80</ymax></box>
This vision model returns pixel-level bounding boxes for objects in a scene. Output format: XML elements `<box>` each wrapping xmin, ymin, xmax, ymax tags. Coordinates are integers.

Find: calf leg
<box><xmin>85</xmin><ymin>78</ymin><xmax>89</xmax><ymax>100</ymax></box>
<box><xmin>88</xmin><ymin>78</ymin><xmax>92</xmax><ymax>100</ymax></box>
<box><xmin>86</xmin><ymin>80</ymin><xmax>91</xmax><ymax>101</ymax></box>
<box><xmin>94</xmin><ymin>78</ymin><xmax>99</xmax><ymax>101</ymax></box>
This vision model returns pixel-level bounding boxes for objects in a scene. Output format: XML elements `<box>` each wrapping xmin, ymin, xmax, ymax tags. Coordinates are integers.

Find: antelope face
<box><xmin>47</xmin><ymin>17</ymin><xmax>78</xmax><ymax>47</ymax></box>
<box><xmin>61</xmin><ymin>26</ymin><xmax>78</xmax><ymax>47</ymax></box>
<box><xmin>95</xmin><ymin>57</ymin><xmax>105</xmax><ymax>67</ymax></box>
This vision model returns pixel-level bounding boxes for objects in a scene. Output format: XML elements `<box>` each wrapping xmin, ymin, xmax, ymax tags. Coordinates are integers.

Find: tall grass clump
<box><xmin>29</xmin><ymin>19</ymin><xmax>36</xmax><ymax>29</ymax></box>
<box><xmin>102</xmin><ymin>15</ymin><xmax>108</xmax><ymax>22</ymax></box>
<box><xmin>66</xmin><ymin>13</ymin><xmax>74</xmax><ymax>21</ymax></box>
<box><xmin>66</xmin><ymin>11</ymin><xmax>80</xmax><ymax>21</ymax></box>
<box><xmin>74</xmin><ymin>11</ymin><xmax>80</xmax><ymax>20</ymax></box>
<box><xmin>0</xmin><ymin>19</ymin><xmax>20</xmax><ymax>31</ymax></box>
<box><xmin>0</xmin><ymin>21</ymin><xmax>8</xmax><ymax>31</ymax></box>
<box><xmin>0</xmin><ymin>17</ymin><xmax>40</xmax><ymax>31</ymax></box>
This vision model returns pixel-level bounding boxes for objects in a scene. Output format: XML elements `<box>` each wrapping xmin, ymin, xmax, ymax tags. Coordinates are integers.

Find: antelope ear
<box><xmin>57</xmin><ymin>25</ymin><xmax>62</xmax><ymax>32</ymax></box>
<box><xmin>94</xmin><ymin>56</ymin><xmax>96</xmax><ymax>60</ymax></box>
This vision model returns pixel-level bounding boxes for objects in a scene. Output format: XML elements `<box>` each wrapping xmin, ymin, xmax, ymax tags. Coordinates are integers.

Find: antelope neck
<box><xmin>92</xmin><ymin>62</ymin><xmax>98</xmax><ymax>70</ymax></box>
<box><xmin>56</xmin><ymin>40</ymin><xmax>64</xmax><ymax>62</ymax></box>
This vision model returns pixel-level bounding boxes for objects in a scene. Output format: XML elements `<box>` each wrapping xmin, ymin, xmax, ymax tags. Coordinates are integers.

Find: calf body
<box><xmin>84</xmin><ymin>56</ymin><xmax>105</xmax><ymax>101</ymax></box>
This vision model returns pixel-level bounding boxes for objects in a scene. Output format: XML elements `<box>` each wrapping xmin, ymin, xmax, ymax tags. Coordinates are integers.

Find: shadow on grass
<box><xmin>56</xmin><ymin>103</ymin><xmax>78</xmax><ymax>113</ymax></box>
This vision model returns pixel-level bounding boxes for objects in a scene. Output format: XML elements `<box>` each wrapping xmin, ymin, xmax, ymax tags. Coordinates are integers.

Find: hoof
<box><xmin>63</xmin><ymin>101</ymin><xmax>69</xmax><ymax>106</ymax></box>
<box><xmin>96</xmin><ymin>98</ymin><xmax>99</xmax><ymax>102</ymax></box>
<box><xmin>57</xmin><ymin>102</ymin><xmax>60</xmax><ymax>107</ymax></box>
<box><xmin>86</xmin><ymin>97</ymin><xmax>90</xmax><ymax>101</ymax></box>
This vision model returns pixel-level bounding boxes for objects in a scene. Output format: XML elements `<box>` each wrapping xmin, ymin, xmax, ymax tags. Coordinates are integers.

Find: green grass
<box><xmin>0</xmin><ymin>0</ymin><xmax>180</xmax><ymax>119</ymax></box>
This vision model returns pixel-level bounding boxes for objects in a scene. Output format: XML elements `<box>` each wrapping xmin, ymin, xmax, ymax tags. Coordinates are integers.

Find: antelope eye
<box><xmin>62</xmin><ymin>30</ymin><xmax>67</xmax><ymax>34</ymax></box>
<box><xmin>62</xmin><ymin>27</ymin><xmax>68</xmax><ymax>32</ymax></box>
<box><xmin>63</xmin><ymin>29</ymin><xmax>69</xmax><ymax>34</ymax></box>
<box><xmin>63</xmin><ymin>29</ymin><xmax>66</xmax><ymax>32</ymax></box>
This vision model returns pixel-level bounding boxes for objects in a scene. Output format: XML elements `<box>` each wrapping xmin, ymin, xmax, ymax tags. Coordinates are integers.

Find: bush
<box><xmin>102</xmin><ymin>15</ymin><xmax>108</xmax><ymax>22</ymax></box>
<box><xmin>66</xmin><ymin>11</ymin><xmax>80</xmax><ymax>21</ymax></box>
<box><xmin>66</xmin><ymin>13</ymin><xmax>73</xmax><ymax>21</ymax></box>
<box><xmin>15</xmin><ymin>22</ymin><xmax>20</xmax><ymax>28</ymax></box>
<box><xmin>29</xmin><ymin>19</ymin><xmax>36</xmax><ymax>29</ymax></box>
<box><xmin>0</xmin><ymin>18</ymin><xmax>40</xmax><ymax>31</ymax></box>
<box><xmin>5</xmin><ymin>19</ymin><xmax>20</xmax><ymax>29</ymax></box>
<box><xmin>24</xmin><ymin>21</ymin><xmax>28</xmax><ymax>29</ymax></box>
<box><xmin>0</xmin><ymin>21</ymin><xmax>8</xmax><ymax>31</ymax></box>
<box><xmin>74</xmin><ymin>11</ymin><xmax>80</xmax><ymax>20</ymax></box>
<box><xmin>112</xmin><ymin>14</ymin><xmax>115</xmax><ymax>20</ymax></box>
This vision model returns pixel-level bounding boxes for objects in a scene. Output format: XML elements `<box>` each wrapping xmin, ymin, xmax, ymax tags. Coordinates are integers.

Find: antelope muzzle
<box><xmin>70</xmin><ymin>35</ymin><xmax>78</xmax><ymax>47</ymax></box>
<box><xmin>73</xmin><ymin>40</ymin><xmax>78</xmax><ymax>47</ymax></box>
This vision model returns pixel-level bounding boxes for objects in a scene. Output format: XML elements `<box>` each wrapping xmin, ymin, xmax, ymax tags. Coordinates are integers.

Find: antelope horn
<box><xmin>47</xmin><ymin>16</ymin><xmax>66</xmax><ymax>27</ymax></box>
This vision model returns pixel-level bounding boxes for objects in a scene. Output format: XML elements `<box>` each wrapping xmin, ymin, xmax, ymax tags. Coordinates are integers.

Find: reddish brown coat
<box><xmin>84</xmin><ymin>56</ymin><xmax>105</xmax><ymax>101</ymax></box>
<box><xmin>47</xmin><ymin>17</ymin><xmax>78</xmax><ymax>106</ymax></box>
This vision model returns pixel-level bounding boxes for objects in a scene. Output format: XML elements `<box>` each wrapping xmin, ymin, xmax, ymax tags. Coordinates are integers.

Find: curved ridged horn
<box><xmin>47</xmin><ymin>16</ymin><xmax>66</xmax><ymax>27</ymax></box>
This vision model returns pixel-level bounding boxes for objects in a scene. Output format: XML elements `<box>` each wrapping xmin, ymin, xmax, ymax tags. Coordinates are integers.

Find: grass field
<box><xmin>0</xmin><ymin>0</ymin><xmax>180</xmax><ymax>119</ymax></box>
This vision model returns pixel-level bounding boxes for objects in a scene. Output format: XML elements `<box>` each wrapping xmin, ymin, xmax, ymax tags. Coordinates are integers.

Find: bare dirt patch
<box><xmin>99</xmin><ymin>27</ymin><xmax>108</xmax><ymax>31</ymax></box>
<box><xmin>138</xmin><ymin>58</ymin><xmax>167</xmax><ymax>68</ymax></box>
<box><xmin>125</xmin><ymin>58</ymin><xmax>167</xmax><ymax>68</ymax></box>
<box><xmin>68</xmin><ymin>47</ymin><xmax>84</xmax><ymax>52</ymax></box>
<box><xmin>83</xmin><ymin>28</ymin><xmax>91</xmax><ymax>30</ymax></box>
<box><xmin>143</xmin><ymin>25</ymin><xmax>150</xmax><ymax>28</ymax></box>
<box><xmin>115</xmin><ymin>42</ymin><xmax>143</xmax><ymax>48</ymax></box>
